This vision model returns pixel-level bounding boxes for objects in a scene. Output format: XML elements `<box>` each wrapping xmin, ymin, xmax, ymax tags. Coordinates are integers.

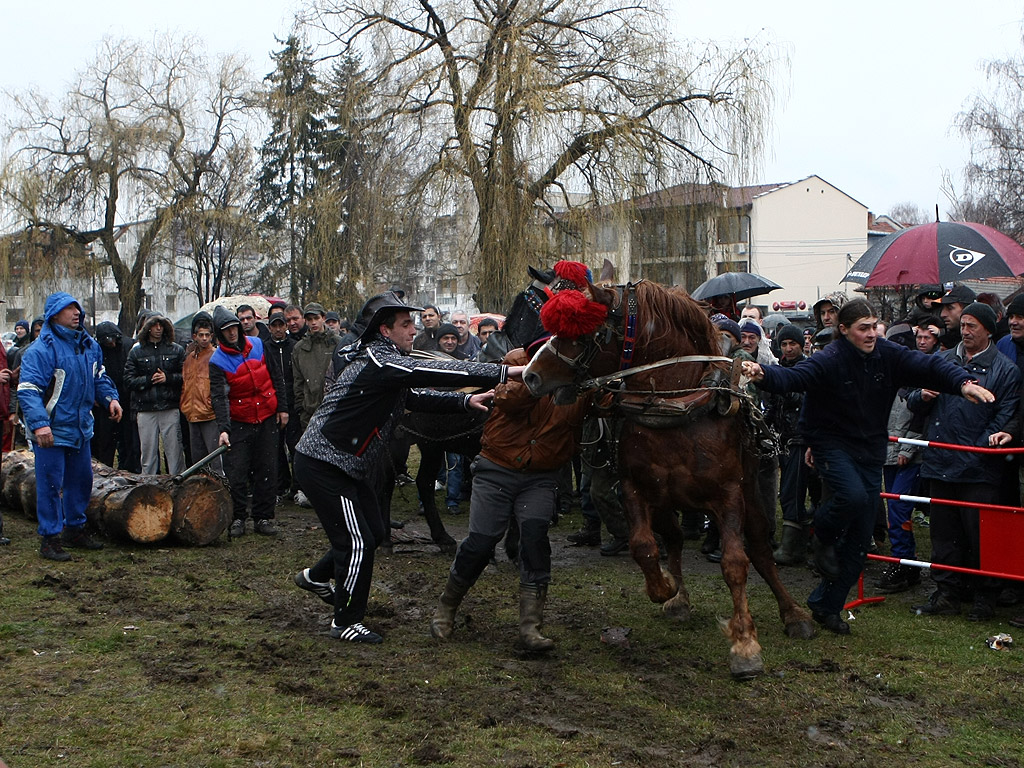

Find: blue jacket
<box><xmin>17</xmin><ymin>292</ymin><xmax>120</xmax><ymax>448</ymax></box>
<box><xmin>757</xmin><ymin>336</ymin><xmax>970</xmax><ymax>464</ymax></box>
<box><xmin>909</xmin><ymin>342</ymin><xmax>1021</xmax><ymax>485</ymax></box>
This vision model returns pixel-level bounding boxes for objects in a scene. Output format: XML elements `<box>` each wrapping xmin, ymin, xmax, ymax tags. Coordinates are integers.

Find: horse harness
<box><xmin>550</xmin><ymin>281</ymin><xmax>777</xmax><ymax>456</ymax></box>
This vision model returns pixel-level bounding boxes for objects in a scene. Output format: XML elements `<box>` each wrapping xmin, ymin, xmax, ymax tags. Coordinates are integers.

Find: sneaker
<box><xmin>389</xmin><ymin>519</ymin><xmax>405</xmax><ymax>530</ymax></box>
<box><xmin>330</xmin><ymin>622</ymin><xmax>383</xmax><ymax>644</ymax></box>
<box><xmin>294</xmin><ymin>491</ymin><xmax>312</xmax><ymax>508</ymax></box>
<box><xmin>600</xmin><ymin>536</ymin><xmax>629</xmax><ymax>557</ymax></box>
<box><xmin>874</xmin><ymin>563</ymin><xmax>920</xmax><ymax>594</ymax></box>
<box><xmin>446</xmin><ymin>505</ymin><xmax>461</xmax><ymax>515</ymax></box>
<box><xmin>228</xmin><ymin>519</ymin><xmax>246</xmax><ymax>538</ymax></box>
<box><xmin>0</xmin><ymin>536</ymin><xmax>9</xmax><ymax>546</ymax></box>
<box><xmin>396</xmin><ymin>472</ymin><xmax>415</xmax><ymax>487</ymax></box>
<box><xmin>253</xmin><ymin>519</ymin><xmax>278</xmax><ymax>536</ymax></box>
<box><xmin>62</xmin><ymin>526</ymin><xmax>104</xmax><ymax>550</ymax></box>
<box><xmin>434</xmin><ymin>481</ymin><xmax>445</xmax><ymax>491</ymax></box>
<box><xmin>40</xmin><ymin>535</ymin><xmax>72</xmax><ymax>562</ymax></box>
<box><xmin>706</xmin><ymin>548</ymin><xmax>723</xmax><ymax>563</ymax></box>
<box><xmin>294</xmin><ymin>569</ymin><xmax>335</xmax><ymax>605</ymax></box>
<box><xmin>811</xmin><ymin>610</ymin><xmax>851</xmax><ymax>635</ymax></box>
<box><xmin>912</xmin><ymin>590</ymin><xmax>961</xmax><ymax>616</ymax></box>
<box><xmin>912</xmin><ymin>511</ymin><xmax>930</xmax><ymax>528</ymax></box>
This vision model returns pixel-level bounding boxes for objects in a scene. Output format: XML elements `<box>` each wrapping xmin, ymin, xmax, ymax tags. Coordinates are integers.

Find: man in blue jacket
<box><xmin>17</xmin><ymin>292</ymin><xmax>123</xmax><ymax>561</ymax></box>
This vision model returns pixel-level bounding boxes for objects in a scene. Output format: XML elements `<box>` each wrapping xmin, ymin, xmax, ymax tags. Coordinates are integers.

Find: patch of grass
<box><xmin>2</xmin><ymin>467</ymin><xmax>1024</xmax><ymax>768</ymax></box>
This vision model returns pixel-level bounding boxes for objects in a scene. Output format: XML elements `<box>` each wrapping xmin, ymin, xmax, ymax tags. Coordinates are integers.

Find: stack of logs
<box><xmin>1</xmin><ymin>450</ymin><xmax>231</xmax><ymax>546</ymax></box>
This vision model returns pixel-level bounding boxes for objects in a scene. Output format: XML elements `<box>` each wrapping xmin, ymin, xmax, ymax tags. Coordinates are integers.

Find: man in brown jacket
<box><xmin>179</xmin><ymin>312</ymin><xmax>222</xmax><ymax>476</ymax></box>
<box><xmin>430</xmin><ymin>335</ymin><xmax>589</xmax><ymax>651</ymax></box>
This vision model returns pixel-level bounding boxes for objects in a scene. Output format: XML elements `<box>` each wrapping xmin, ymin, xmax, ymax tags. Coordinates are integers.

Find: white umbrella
<box><xmin>198</xmin><ymin>295</ymin><xmax>273</xmax><ymax>319</ymax></box>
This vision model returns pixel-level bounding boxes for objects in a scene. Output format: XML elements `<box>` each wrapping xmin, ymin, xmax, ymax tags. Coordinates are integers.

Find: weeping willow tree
<box><xmin>303</xmin><ymin>0</ymin><xmax>781</xmax><ymax>309</ymax></box>
<box><xmin>1</xmin><ymin>36</ymin><xmax>252</xmax><ymax>332</ymax></box>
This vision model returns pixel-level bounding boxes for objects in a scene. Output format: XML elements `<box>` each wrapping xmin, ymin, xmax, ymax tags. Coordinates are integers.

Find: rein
<box><xmin>580</xmin><ymin>355</ymin><xmax>732</xmax><ymax>392</ymax></box>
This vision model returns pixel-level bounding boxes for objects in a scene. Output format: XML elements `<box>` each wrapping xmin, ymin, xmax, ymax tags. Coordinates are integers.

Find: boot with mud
<box><xmin>519</xmin><ymin>583</ymin><xmax>555</xmax><ymax>652</ymax></box>
<box><xmin>566</xmin><ymin>517</ymin><xmax>600</xmax><ymax>546</ymax></box>
<box><xmin>430</xmin><ymin>574</ymin><xmax>471</xmax><ymax>640</ymax></box>
<box><xmin>773</xmin><ymin>521</ymin><xmax>807</xmax><ymax>566</ymax></box>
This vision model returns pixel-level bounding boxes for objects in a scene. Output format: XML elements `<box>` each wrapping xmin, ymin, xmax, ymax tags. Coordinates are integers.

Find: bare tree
<box><xmin>302</xmin><ymin>0</ymin><xmax>779</xmax><ymax>309</ymax></box>
<box><xmin>955</xmin><ymin>29</ymin><xmax>1024</xmax><ymax>240</ymax></box>
<box><xmin>2</xmin><ymin>36</ymin><xmax>253</xmax><ymax>331</ymax></box>
<box><xmin>174</xmin><ymin>141</ymin><xmax>266</xmax><ymax>305</ymax></box>
<box><xmin>888</xmin><ymin>201</ymin><xmax>929</xmax><ymax>227</ymax></box>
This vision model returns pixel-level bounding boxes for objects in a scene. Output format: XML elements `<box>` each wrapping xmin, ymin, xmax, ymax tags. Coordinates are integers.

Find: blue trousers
<box><xmin>33</xmin><ymin>442</ymin><xmax>94</xmax><ymax>537</ymax></box>
<box><xmin>807</xmin><ymin>447</ymin><xmax>882</xmax><ymax>617</ymax></box>
<box><xmin>883</xmin><ymin>464</ymin><xmax>919</xmax><ymax>559</ymax></box>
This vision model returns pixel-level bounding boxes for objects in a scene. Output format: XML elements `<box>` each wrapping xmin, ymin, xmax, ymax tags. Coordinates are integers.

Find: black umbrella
<box><xmin>690</xmin><ymin>272</ymin><xmax>783</xmax><ymax>301</ymax></box>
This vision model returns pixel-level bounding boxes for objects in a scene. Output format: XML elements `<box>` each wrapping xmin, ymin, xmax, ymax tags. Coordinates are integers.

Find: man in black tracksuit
<box><xmin>291</xmin><ymin>291</ymin><xmax>525</xmax><ymax>644</ymax></box>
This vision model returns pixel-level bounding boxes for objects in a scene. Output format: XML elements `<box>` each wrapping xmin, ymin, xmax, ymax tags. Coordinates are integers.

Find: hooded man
<box><xmin>124</xmin><ymin>314</ymin><xmax>186</xmax><ymax>476</ymax></box>
<box><xmin>291</xmin><ymin>291</ymin><xmax>526</xmax><ymax>644</ymax></box>
<box><xmin>90</xmin><ymin>321</ymin><xmax>135</xmax><ymax>468</ymax></box>
<box><xmin>17</xmin><ymin>292</ymin><xmax>122</xmax><ymax>561</ymax></box>
<box><xmin>209</xmin><ymin>305</ymin><xmax>288</xmax><ymax>537</ymax></box>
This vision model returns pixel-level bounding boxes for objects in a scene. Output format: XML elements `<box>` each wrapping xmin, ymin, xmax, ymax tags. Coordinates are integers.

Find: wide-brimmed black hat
<box><xmin>357</xmin><ymin>291</ymin><xmax>425</xmax><ymax>342</ymax></box>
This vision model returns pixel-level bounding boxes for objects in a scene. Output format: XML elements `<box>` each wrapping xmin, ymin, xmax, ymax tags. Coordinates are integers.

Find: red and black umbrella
<box><xmin>844</xmin><ymin>221</ymin><xmax>1024</xmax><ymax>286</ymax></box>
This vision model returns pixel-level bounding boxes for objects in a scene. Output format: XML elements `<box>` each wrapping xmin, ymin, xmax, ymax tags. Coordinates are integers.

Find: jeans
<box><xmin>807</xmin><ymin>446</ymin><xmax>882</xmax><ymax>617</ymax></box>
<box><xmin>883</xmin><ymin>463</ymin><xmax>919</xmax><ymax>559</ymax></box>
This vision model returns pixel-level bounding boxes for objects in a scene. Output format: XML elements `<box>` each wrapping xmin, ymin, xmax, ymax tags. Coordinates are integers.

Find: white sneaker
<box><xmin>294</xmin><ymin>491</ymin><xmax>312</xmax><ymax>508</ymax></box>
<box><xmin>434</xmin><ymin>481</ymin><xmax>444</xmax><ymax>491</ymax></box>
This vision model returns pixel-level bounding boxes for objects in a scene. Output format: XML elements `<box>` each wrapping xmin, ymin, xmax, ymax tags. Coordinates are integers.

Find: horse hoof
<box><xmin>729</xmin><ymin>651</ymin><xmax>764</xmax><ymax>681</ymax></box>
<box><xmin>663</xmin><ymin>597</ymin><xmax>691</xmax><ymax>622</ymax></box>
<box><xmin>435</xmin><ymin>537</ymin><xmax>458</xmax><ymax>556</ymax></box>
<box><xmin>785</xmin><ymin>619</ymin><xmax>816</xmax><ymax>640</ymax></box>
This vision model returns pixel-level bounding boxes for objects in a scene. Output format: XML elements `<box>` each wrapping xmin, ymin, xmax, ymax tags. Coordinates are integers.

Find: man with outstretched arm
<box><xmin>291</xmin><ymin>291</ymin><xmax>526</xmax><ymax>644</ymax></box>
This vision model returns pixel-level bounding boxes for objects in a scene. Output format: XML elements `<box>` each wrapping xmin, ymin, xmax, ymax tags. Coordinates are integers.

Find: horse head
<box><xmin>524</xmin><ymin>268</ymin><xmax>720</xmax><ymax>402</ymax></box>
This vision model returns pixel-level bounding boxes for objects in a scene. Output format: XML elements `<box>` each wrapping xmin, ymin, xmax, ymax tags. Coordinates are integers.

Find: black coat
<box><xmin>124</xmin><ymin>316</ymin><xmax>186</xmax><ymax>412</ymax></box>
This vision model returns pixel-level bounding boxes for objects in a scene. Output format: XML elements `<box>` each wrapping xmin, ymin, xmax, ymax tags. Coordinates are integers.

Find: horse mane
<box><xmin>630</xmin><ymin>281</ymin><xmax>719</xmax><ymax>361</ymax></box>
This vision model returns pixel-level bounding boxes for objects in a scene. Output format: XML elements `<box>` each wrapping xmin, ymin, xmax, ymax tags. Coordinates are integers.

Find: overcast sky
<box><xmin>2</xmin><ymin>0</ymin><xmax>1023</xmax><ymax>218</ymax></box>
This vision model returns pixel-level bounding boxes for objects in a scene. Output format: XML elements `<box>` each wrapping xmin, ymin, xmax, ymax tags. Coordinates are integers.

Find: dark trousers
<box><xmin>450</xmin><ymin>457</ymin><xmax>557</xmax><ymax>587</ymax></box>
<box><xmin>807</xmin><ymin>447</ymin><xmax>881</xmax><ymax>617</ymax></box>
<box><xmin>297</xmin><ymin>453</ymin><xmax>386</xmax><ymax>628</ymax></box>
<box><xmin>277</xmin><ymin>415</ymin><xmax>300</xmax><ymax>494</ymax></box>
<box><xmin>224</xmin><ymin>417</ymin><xmax>279</xmax><ymax>521</ymax></box>
<box><xmin>778</xmin><ymin>444</ymin><xmax>810</xmax><ymax>524</ymax></box>
<box><xmin>928</xmin><ymin>479</ymin><xmax>1001</xmax><ymax>600</ymax></box>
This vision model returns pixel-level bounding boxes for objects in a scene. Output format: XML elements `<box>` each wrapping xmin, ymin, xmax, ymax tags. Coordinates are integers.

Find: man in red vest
<box><xmin>209</xmin><ymin>305</ymin><xmax>288</xmax><ymax>537</ymax></box>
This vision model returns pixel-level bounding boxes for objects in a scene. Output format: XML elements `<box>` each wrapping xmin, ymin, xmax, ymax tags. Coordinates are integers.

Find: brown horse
<box><xmin>523</xmin><ymin>279</ymin><xmax>814</xmax><ymax>679</ymax></box>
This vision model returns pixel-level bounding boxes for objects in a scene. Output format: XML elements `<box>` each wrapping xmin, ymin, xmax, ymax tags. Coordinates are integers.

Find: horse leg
<box><xmin>416</xmin><ymin>446</ymin><xmax>457</xmax><ymax>554</ymax></box>
<box><xmin>714</xmin><ymin>483</ymin><xmax>764</xmax><ymax>680</ymax></box>
<box><xmin>742</xmin><ymin>476</ymin><xmax>815</xmax><ymax>640</ymax></box>
<box><xmin>648</xmin><ymin>504</ymin><xmax>691</xmax><ymax>622</ymax></box>
<box><xmin>620</xmin><ymin>480</ymin><xmax>681</xmax><ymax>606</ymax></box>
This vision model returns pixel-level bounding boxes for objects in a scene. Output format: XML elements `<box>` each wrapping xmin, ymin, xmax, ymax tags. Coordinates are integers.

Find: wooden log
<box><xmin>0</xmin><ymin>451</ymin><xmax>230</xmax><ymax>545</ymax></box>
<box><xmin>100</xmin><ymin>484</ymin><xmax>173</xmax><ymax>543</ymax></box>
<box><xmin>167</xmin><ymin>473</ymin><xmax>231</xmax><ymax>546</ymax></box>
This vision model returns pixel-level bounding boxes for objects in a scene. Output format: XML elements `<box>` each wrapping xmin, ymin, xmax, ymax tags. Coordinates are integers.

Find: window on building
<box><xmin>6</xmin><ymin>307</ymin><xmax>25</xmax><ymax>324</ymax></box>
<box><xmin>166</xmin><ymin>295</ymin><xmax>176</xmax><ymax>313</ymax></box>
<box><xmin>716</xmin><ymin>215</ymin><xmax>749</xmax><ymax>245</ymax></box>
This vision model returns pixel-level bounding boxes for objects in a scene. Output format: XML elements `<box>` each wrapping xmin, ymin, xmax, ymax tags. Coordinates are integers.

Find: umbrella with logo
<box><xmin>690</xmin><ymin>271</ymin><xmax>783</xmax><ymax>301</ymax></box>
<box><xmin>843</xmin><ymin>221</ymin><xmax>1024</xmax><ymax>286</ymax></box>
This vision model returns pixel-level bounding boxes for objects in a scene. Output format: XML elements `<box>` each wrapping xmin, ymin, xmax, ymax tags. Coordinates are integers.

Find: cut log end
<box><xmin>171</xmin><ymin>474</ymin><xmax>231</xmax><ymax>546</ymax></box>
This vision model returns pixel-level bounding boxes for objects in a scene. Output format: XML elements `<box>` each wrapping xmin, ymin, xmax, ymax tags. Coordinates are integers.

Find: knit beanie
<box><xmin>712</xmin><ymin>314</ymin><xmax>742</xmax><ymax>343</ymax></box>
<box><xmin>1006</xmin><ymin>294</ymin><xmax>1024</xmax><ymax>319</ymax></box>
<box><xmin>960</xmin><ymin>302</ymin><xmax>997</xmax><ymax>337</ymax></box>
<box><xmin>775</xmin><ymin>324</ymin><xmax>804</xmax><ymax>346</ymax></box>
<box><xmin>738</xmin><ymin>319</ymin><xmax>762</xmax><ymax>339</ymax></box>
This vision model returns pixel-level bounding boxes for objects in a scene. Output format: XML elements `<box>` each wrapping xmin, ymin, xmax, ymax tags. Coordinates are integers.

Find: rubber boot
<box><xmin>519</xmin><ymin>584</ymin><xmax>555</xmax><ymax>652</ymax></box>
<box><xmin>773</xmin><ymin>521</ymin><xmax>807</xmax><ymax>566</ymax></box>
<box><xmin>430</xmin><ymin>575</ymin><xmax>471</xmax><ymax>640</ymax></box>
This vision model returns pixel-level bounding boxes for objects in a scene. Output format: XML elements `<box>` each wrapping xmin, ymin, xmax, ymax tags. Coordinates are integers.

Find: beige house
<box><xmin>555</xmin><ymin>174</ymin><xmax>869</xmax><ymax>308</ymax></box>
